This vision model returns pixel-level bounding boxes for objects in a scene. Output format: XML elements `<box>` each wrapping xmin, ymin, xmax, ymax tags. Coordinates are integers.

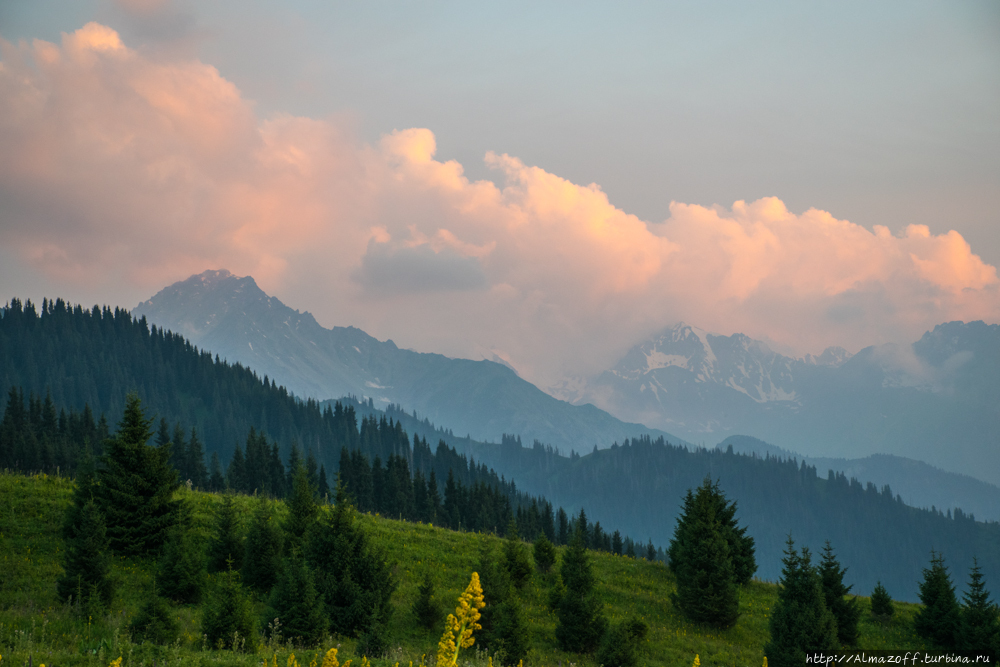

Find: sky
<box><xmin>1</xmin><ymin>0</ymin><xmax>998</xmax><ymax>388</ymax></box>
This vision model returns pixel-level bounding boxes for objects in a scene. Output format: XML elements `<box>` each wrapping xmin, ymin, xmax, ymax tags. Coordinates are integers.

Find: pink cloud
<box><xmin>1</xmin><ymin>23</ymin><xmax>997</xmax><ymax>385</ymax></box>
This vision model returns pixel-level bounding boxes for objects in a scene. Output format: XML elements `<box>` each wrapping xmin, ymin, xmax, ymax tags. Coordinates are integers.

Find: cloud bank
<box><xmin>1</xmin><ymin>23</ymin><xmax>997</xmax><ymax>385</ymax></box>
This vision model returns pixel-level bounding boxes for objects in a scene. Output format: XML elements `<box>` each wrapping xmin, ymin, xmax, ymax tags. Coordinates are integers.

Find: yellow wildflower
<box><xmin>288</xmin><ymin>653</ymin><xmax>300</xmax><ymax>667</ymax></box>
<box><xmin>109</xmin><ymin>659</ymin><xmax>123</xmax><ymax>667</ymax></box>
<box><xmin>360</xmin><ymin>658</ymin><xmax>371</xmax><ymax>667</ymax></box>
<box><xmin>764</xmin><ymin>659</ymin><xmax>768</xmax><ymax>667</ymax></box>
<box><xmin>436</xmin><ymin>572</ymin><xmax>486</xmax><ymax>666</ymax></box>
<box><xmin>693</xmin><ymin>656</ymin><xmax>700</xmax><ymax>667</ymax></box>
<box><xmin>322</xmin><ymin>649</ymin><xmax>339</xmax><ymax>667</ymax></box>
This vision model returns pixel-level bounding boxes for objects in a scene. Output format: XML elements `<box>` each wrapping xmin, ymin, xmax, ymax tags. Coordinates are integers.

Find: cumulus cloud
<box><xmin>1</xmin><ymin>23</ymin><xmax>997</xmax><ymax>386</ymax></box>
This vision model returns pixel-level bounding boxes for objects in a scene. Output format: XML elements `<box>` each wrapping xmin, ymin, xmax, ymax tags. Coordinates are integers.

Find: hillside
<box><xmin>132</xmin><ymin>270</ymin><xmax>689</xmax><ymax>453</ymax></box>
<box><xmin>0</xmin><ymin>472</ymin><xmax>926</xmax><ymax>666</ymax></box>
<box><xmin>4</xmin><ymin>296</ymin><xmax>1000</xmax><ymax>601</ymax></box>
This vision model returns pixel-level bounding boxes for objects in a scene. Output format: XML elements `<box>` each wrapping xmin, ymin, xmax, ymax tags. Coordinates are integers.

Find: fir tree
<box><xmin>669</xmin><ymin>480</ymin><xmax>740</xmax><ymax>628</ymax></box>
<box><xmin>412</xmin><ymin>572</ymin><xmax>440</xmax><ymax>630</ymax></box>
<box><xmin>870</xmin><ymin>581</ymin><xmax>894</xmax><ymax>619</ymax></box>
<box><xmin>243</xmin><ymin>499</ymin><xmax>283</xmax><ymax>595</ymax></box>
<box><xmin>208</xmin><ymin>452</ymin><xmax>225</xmax><ymax>492</ymax></box>
<box><xmin>502</xmin><ymin>519</ymin><xmax>533</xmax><ymax>589</ymax></box>
<box><xmin>555</xmin><ymin>532</ymin><xmax>607</xmax><ymax>653</ymax></box>
<box><xmin>207</xmin><ymin>492</ymin><xmax>244</xmax><ymax>573</ymax></box>
<box><xmin>201</xmin><ymin>568</ymin><xmax>257</xmax><ymax>650</ymax></box>
<box><xmin>56</xmin><ymin>498</ymin><xmax>115</xmax><ymax>613</ymax></box>
<box><xmin>186</xmin><ymin>427</ymin><xmax>207</xmax><ymax>489</ymax></box>
<box><xmin>557</xmin><ymin>507</ymin><xmax>569</xmax><ymax>545</ymax></box>
<box><xmin>596</xmin><ymin>617</ymin><xmax>648</xmax><ymax>667</ymax></box>
<box><xmin>914</xmin><ymin>551</ymin><xmax>960</xmax><ymax>651</ymax></box>
<box><xmin>96</xmin><ymin>394</ymin><xmax>179</xmax><ymax>556</ymax></box>
<box><xmin>478</xmin><ymin>537</ymin><xmax>528</xmax><ymax>665</ymax></box>
<box><xmin>533</xmin><ymin>533</ymin><xmax>557</xmax><ymax>574</ymax></box>
<box><xmin>764</xmin><ymin>536</ymin><xmax>839</xmax><ymax>667</ymax></box>
<box><xmin>819</xmin><ymin>541</ymin><xmax>860</xmax><ymax>646</ymax></box>
<box><xmin>264</xmin><ymin>552</ymin><xmax>327</xmax><ymax>647</ymax></box>
<box><xmin>958</xmin><ymin>558</ymin><xmax>1000</xmax><ymax>655</ymax></box>
<box><xmin>285</xmin><ymin>456</ymin><xmax>317</xmax><ymax>548</ymax></box>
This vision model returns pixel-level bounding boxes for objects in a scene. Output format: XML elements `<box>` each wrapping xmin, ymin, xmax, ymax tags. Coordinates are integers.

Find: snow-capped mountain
<box><xmin>134</xmin><ymin>270</ymin><xmax>687</xmax><ymax>453</ymax></box>
<box><xmin>564</xmin><ymin>321</ymin><xmax>1000</xmax><ymax>485</ymax></box>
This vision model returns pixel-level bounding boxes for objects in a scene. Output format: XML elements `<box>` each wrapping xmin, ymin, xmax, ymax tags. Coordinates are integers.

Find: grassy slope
<box><xmin>0</xmin><ymin>472</ymin><xmax>924</xmax><ymax>667</ymax></box>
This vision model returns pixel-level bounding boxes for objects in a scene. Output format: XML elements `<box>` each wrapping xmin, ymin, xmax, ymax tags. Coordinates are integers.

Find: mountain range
<box><xmin>559</xmin><ymin>320</ymin><xmax>1000</xmax><ymax>485</ymax></box>
<box><xmin>133</xmin><ymin>270</ymin><xmax>688</xmax><ymax>454</ymax></box>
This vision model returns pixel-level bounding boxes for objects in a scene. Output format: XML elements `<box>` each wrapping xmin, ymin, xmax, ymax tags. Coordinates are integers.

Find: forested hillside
<box><xmin>3</xmin><ymin>296</ymin><xmax>1000</xmax><ymax>602</ymax></box>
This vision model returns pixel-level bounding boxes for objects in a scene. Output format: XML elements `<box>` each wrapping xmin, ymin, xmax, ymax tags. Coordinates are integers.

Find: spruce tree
<box><xmin>207</xmin><ymin>492</ymin><xmax>244</xmax><ymax>573</ymax></box>
<box><xmin>412</xmin><ymin>572</ymin><xmax>440</xmax><ymax>630</ymax></box>
<box><xmin>533</xmin><ymin>533</ymin><xmax>557</xmax><ymax>574</ymax></box>
<box><xmin>555</xmin><ymin>532</ymin><xmax>607</xmax><ymax>653</ymax></box>
<box><xmin>158</xmin><ymin>516</ymin><xmax>206</xmax><ymax>604</ymax></box>
<box><xmin>202</xmin><ymin>568</ymin><xmax>257</xmax><ymax>650</ymax></box>
<box><xmin>186</xmin><ymin>427</ymin><xmax>207</xmax><ymax>489</ymax></box>
<box><xmin>284</xmin><ymin>457</ymin><xmax>317</xmax><ymax>548</ymax></box>
<box><xmin>502</xmin><ymin>519</ymin><xmax>533</xmax><ymax>589</ymax></box>
<box><xmin>129</xmin><ymin>586</ymin><xmax>179</xmax><ymax>644</ymax></box>
<box><xmin>914</xmin><ymin>551</ymin><xmax>960</xmax><ymax>651</ymax></box>
<box><xmin>305</xmin><ymin>484</ymin><xmax>396</xmax><ymax>638</ymax></box>
<box><xmin>208</xmin><ymin>452</ymin><xmax>225</xmax><ymax>492</ymax></box>
<box><xmin>264</xmin><ymin>552</ymin><xmax>326</xmax><ymax>647</ymax></box>
<box><xmin>819</xmin><ymin>541</ymin><xmax>860</xmax><ymax>646</ymax></box>
<box><xmin>870</xmin><ymin>581</ymin><xmax>894</xmax><ymax>619</ymax></box>
<box><xmin>765</xmin><ymin>536</ymin><xmax>838</xmax><ymax>667</ymax></box>
<box><xmin>478</xmin><ymin>537</ymin><xmax>528</xmax><ymax>666</ymax></box>
<box><xmin>596</xmin><ymin>617</ymin><xmax>649</xmax><ymax>667</ymax></box>
<box><xmin>56</xmin><ymin>498</ymin><xmax>115</xmax><ymax>612</ymax></box>
<box><xmin>96</xmin><ymin>394</ymin><xmax>179</xmax><ymax>556</ymax></box>
<box><xmin>243</xmin><ymin>499</ymin><xmax>284</xmax><ymax>595</ymax></box>
<box><xmin>958</xmin><ymin>558</ymin><xmax>1000</xmax><ymax>655</ymax></box>
<box><xmin>669</xmin><ymin>480</ymin><xmax>740</xmax><ymax>628</ymax></box>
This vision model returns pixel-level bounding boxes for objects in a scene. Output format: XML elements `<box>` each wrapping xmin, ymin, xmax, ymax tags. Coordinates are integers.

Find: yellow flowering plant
<box><xmin>322</xmin><ymin>648</ymin><xmax>340</xmax><ymax>667</ymax></box>
<box><xmin>436</xmin><ymin>572</ymin><xmax>485</xmax><ymax>666</ymax></box>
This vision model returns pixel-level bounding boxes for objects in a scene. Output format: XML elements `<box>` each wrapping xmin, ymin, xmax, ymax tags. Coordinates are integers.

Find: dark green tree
<box><xmin>958</xmin><ymin>558</ymin><xmax>1000</xmax><ymax>655</ymax></box>
<box><xmin>243</xmin><ymin>499</ymin><xmax>283</xmax><ymax>595</ymax></box>
<box><xmin>96</xmin><ymin>394</ymin><xmax>179</xmax><ymax>556</ymax></box>
<box><xmin>412</xmin><ymin>572</ymin><xmax>440</xmax><ymax>630</ymax></box>
<box><xmin>129</xmin><ymin>587</ymin><xmax>179</xmax><ymax>645</ymax></box>
<box><xmin>914</xmin><ymin>551</ymin><xmax>960</xmax><ymax>651</ymax></box>
<box><xmin>284</xmin><ymin>456</ymin><xmax>317</xmax><ymax>549</ymax></box>
<box><xmin>208</xmin><ymin>452</ymin><xmax>226</xmax><ymax>492</ymax></box>
<box><xmin>158</xmin><ymin>515</ymin><xmax>206</xmax><ymax>604</ymax></box>
<box><xmin>502</xmin><ymin>519</ymin><xmax>533</xmax><ymax>589</ymax></box>
<box><xmin>201</xmin><ymin>568</ymin><xmax>257</xmax><ymax>651</ymax></box>
<box><xmin>207</xmin><ymin>492</ymin><xmax>244</xmax><ymax>573</ymax></box>
<box><xmin>56</xmin><ymin>498</ymin><xmax>115</xmax><ymax>612</ymax></box>
<box><xmin>596</xmin><ymin>617</ymin><xmax>649</xmax><ymax>667</ymax></box>
<box><xmin>820</xmin><ymin>541</ymin><xmax>861</xmax><ymax>646</ymax></box>
<box><xmin>305</xmin><ymin>484</ymin><xmax>396</xmax><ymax>638</ymax></box>
<box><xmin>554</xmin><ymin>532</ymin><xmax>607</xmax><ymax>653</ymax></box>
<box><xmin>533</xmin><ymin>533</ymin><xmax>556</xmax><ymax>574</ymax></box>
<box><xmin>669</xmin><ymin>479</ymin><xmax>740</xmax><ymax>628</ymax></box>
<box><xmin>264</xmin><ymin>552</ymin><xmax>326</xmax><ymax>647</ymax></box>
<box><xmin>870</xmin><ymin>581</ymin><xmax>894</xmax><ymax>619</ymax></box>
<box><xmin>185</xmin><ymin>427</ymin><xmax>207</xmax><ymax>489</ymax></box>
<box><xmin>764</xmin><ymin>536</ymin><xmax>839</xmax><ymax>667</ymax></box>
<box><xmin>477</xmin><ymin>537</ymin><xmax>528</xmax><ymax>666</ymax></box>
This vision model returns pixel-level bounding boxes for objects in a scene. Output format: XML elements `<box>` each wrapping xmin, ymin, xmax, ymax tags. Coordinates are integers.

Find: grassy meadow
<box><xmin>0</xmin><ymin>471</ymin><xmax>925</xmax><ymax>666</ymax></box>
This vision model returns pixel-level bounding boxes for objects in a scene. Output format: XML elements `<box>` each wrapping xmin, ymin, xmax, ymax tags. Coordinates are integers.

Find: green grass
<box><xmin>0</xmin><ymin>471</ymin><xmax>925</xmax><ymax>666</ymax></box>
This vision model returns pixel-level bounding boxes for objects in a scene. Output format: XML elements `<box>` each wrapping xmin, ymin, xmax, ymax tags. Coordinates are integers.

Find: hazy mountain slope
<box><xmin>719</xmin><ymin>435</ymin><xmax>1000</xmax><ymax>523</ymax></box>
<box><xmin>134</xmin><ymin>270</ymin><xmax>688</xmax><ymax>452</ymax></box>
<box><xmin>567</xmin><ymin>321</ymin><xmax>1000</xmax><ymax>484</ymax></box>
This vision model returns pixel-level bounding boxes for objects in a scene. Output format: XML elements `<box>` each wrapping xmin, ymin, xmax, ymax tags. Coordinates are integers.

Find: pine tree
<box><xmin>669</xmin><ymin>480</ymin><xmax>740</xmax><ymax>628</ymax></box>
<box><xmin>819</xmin><ymin>541</ymin><xmax>860</xmax><ymax>646</ymax></box>
<box><xmin>186</xmin><ymin>427</ymin><xmax>207</xmax><ymax>489</ymax></box>
<box><xmin>158</xmin><ymin>515</ymin><xmax>206</xmax><ymax>604</ymax></box>
<box><xmin>201</xmin><ymin>568</ymin><xmax>257</xmax><ymax>650</ymax></box>
<box><xmin>208</xmin><ymin>492</ymin><xmax>244</xmax><ymax>573</ymax></box>
<box><xmin>243</xmin><ymin>499</ymin><xmax>283</xmax><ymax>595</ymax></box>
<box><xmin>56</xmin><ymin>498</ymin><xmax>115</xmax><ymax>613</ymax></box>
<box><xmin>958</xmin><ymin>558</ymin><xmax>1000</xmax><ymax>655</ymax></box>
<box><xmin>764</xmin><ymin>536</ymin><xmax>839</xmax><ymax>667</ymax></box>
<box><xmin>870</xmin><ymin>581</ymin><xmax>894</xmax><ymax>619</ymax></box>
<box><xmin>533</xmin><ymin>533</ymin><xmax>557</xmax><ymax>573</ymax></box>
<box><xmin>412</xmin><ymin>572</ymin><xmax>440</xmax><ymax>630</ymax></box>
<box><xmin>502</xmin><ymin>519</ymin><xmax>533</xmax><ymax>589</ymax></box>
<box><xmin>264</xmin><ymin>552</ymin><xmax>327</xmax><ymax>646</ymax></box>
<box><xmin>208</xmin><ymin>451</ymin><xmax>225</xmax><ymax>492</ymax></box>
<box><xmin>478</xmin><ymin>537</ymin><xmax>528</xmax><ymax>665</ymax></box>
<box><xmin>555</xmin><ymin>532</ymin><xmax>607</xmax><ymax>653</ymax></box>
<box><xmin>914</xmin><ymin>551</ymin><xmax>960</xmax><ymax>651</ymax></box>
<box><xmin>96</xmin><ymin>394</ymin><xmax>179</xmax><ymax>556</ymax></box>
<box><xmin>305</xmin><ymin>484</ymin><xmax>396</xmax><ymax>638</ymax></box>
<box><xmin>285</xmin><ymin>456</ymin><xmax>318</xmax><ymax>549</ymax></box>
